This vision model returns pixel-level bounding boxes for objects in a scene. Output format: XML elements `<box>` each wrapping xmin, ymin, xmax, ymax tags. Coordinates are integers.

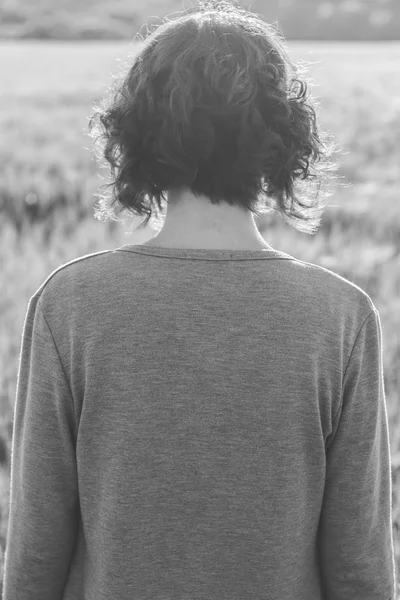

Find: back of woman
<box><xmin>2</xmin><ymin>1</ymin><xmax>396</xmax><ymax>598</ymax></box>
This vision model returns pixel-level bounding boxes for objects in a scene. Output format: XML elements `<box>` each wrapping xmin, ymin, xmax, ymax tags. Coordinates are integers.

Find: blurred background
<box><xmin>1</xmin><ymin>0</ymin><xmax>400</xmax><ymax>595</ymax></box>
<box><xmin>1</xmin><ymin>0</ymin><xmax>399</xmax><ymax>40</ymax></box>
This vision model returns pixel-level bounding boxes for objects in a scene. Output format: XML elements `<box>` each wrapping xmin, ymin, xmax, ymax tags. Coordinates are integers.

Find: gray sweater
<box><xmin>3</xmin><ymin>244</ymin><xmax>396</xmax><ymax>600</ymax></box>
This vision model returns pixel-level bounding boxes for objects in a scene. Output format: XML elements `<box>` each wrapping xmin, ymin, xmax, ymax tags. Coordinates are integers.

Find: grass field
<box><xmin>0</xmin><ymin>40</ymin><xmax>400</xmax><ymax>594</ymax></box>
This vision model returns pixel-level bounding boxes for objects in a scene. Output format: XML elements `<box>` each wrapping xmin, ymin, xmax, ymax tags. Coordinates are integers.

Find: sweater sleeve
<box><xmin>318</xmin><ymin>308</ymin><xmax>397</xmax><ymax>599</ymax></box>
<box><xmin>2</xmin><ymin>294</ymin><xmax>79</xmax><ymax>600</ymax></box>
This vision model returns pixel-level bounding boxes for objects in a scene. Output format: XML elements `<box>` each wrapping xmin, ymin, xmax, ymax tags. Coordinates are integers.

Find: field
<box><xmin>0</xmin><ymin>40</ymin><xmax>400</xmax><ymax>593</ymax></box>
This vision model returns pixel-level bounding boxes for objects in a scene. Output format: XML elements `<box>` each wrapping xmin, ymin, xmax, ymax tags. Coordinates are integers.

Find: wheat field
<box><xmin>0</xmin><ymin>40</ymin><xmax>399</xmax><ymax>593</ymax></box>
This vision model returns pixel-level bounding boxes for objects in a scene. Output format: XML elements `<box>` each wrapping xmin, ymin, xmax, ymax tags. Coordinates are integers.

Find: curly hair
<box><xmin>88</xmin><ymin>0</ymin><xmax>340</xmax><ymax>234</ymax></box>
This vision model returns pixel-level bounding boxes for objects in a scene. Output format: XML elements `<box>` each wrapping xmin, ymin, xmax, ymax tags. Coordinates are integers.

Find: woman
<box><xmin>3</xmin><ymin>1</ymin><xmax>396</xmax><ymax>599</ymax></box>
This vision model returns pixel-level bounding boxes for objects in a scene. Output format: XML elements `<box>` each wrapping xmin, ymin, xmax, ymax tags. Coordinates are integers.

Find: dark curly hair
<box><xmin>88</xmin><ymin>0</ymin><xmax>340</xmax><ymax>234</ymax></box>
